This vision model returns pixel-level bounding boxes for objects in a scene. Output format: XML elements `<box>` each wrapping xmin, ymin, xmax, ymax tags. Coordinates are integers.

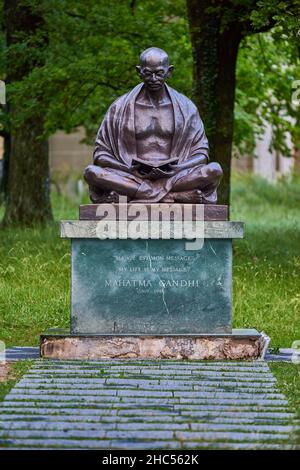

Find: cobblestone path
<box><xmin>0</xmin><ymin>360</ymin><xmax>298</xmax><ymax>449</ymax></box>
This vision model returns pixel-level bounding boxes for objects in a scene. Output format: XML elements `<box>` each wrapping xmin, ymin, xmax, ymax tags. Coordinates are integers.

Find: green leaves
<box><xmin>1</xmin><ymin>0</ymin><xmax>299</xmax><ymax>153</ymax></box>
<box><xmin>1</xmin><ymin>0</ymin><xmax>191</xmax><ymax>143</ymax></box>
<box><xmin>235</xmin><ymin>28</ymin><xmax>300</xmax><ymax>156</ymax></box>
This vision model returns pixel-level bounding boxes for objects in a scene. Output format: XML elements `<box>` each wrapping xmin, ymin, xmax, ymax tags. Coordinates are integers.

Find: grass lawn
<box><xmin>231</xmin><ymin>174</ymin><xmax>300</xmax><ymax>348</ymax></box>
<box><xmin>0</xmin><ymin>360</ymin><xmax>33</xmax><ymax>402</ymax></box>
<box><xmin>0</xmin><ymin>173</ymin><xmax>299</xmax><ymax>349</ymax></box>
<box><xmin>269</xmin><ymin>362</ymin><xmax>300</xmax><ymax>444</ymax></box>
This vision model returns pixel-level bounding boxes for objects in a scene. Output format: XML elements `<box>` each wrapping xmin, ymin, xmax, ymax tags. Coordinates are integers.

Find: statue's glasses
<box><xmin>141</xmin><ymin>70</ymin><xmax>167</xmax><ymax>80</ymax></box>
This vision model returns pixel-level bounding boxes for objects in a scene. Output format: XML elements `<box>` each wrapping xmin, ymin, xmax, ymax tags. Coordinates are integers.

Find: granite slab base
<box><xmin>70</xmin><ymin>238</ymin><xmax>233</xmax><ymax>335</ymax></box>
<box><xmin>40</xmin><ymin>329</ymin><xmax>269</xmax><ymax>361</ymax></box>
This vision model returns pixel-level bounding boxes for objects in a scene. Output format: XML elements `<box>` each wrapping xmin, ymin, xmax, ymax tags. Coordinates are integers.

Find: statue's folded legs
<box><xmin>168</xmin><ymin>161</ymin><xmax>223</xmax><ymax>203</ymax></box>
<box><xmin>84</xmin><ymin>161</ymin><xmax>222</xmax><ymax>204</ymax></box>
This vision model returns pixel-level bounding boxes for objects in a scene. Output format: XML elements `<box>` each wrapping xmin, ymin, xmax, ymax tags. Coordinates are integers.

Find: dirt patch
<box><xmin>0</xmin><ymin>363</ymin><xmax>12</xmax><ymax>382</ymax></box>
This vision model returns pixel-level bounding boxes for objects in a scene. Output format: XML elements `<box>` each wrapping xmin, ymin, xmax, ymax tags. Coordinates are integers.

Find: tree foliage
<box><xmin>1</xmin><ymin>0</ymin><xmax>299</xmax><ymax>153</ymax></box>
<box><xmin>2</xmin><ymin>0</ymin><xmax>192</xmax><ymax>143</ymax></box>
<box><xmin>235</xmin><ymin>28</ymin><xmax>300</xmax><ymax>157</ymax></box>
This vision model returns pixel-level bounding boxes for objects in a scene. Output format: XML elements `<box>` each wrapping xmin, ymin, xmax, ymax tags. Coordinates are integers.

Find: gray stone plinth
<box><xmin>61</xmin><ymin>220</ymin><xmax>244</xmax><ymax>239</ymax></box>
<box><xmin>70</xmin><ymin>238</ymin><xmax>232</xmax><ymax>334</ymax></box>
<box><xmin>40</xmin><ymin>329</ymin><xmax>268</xmax><ymax>360</ymax></box>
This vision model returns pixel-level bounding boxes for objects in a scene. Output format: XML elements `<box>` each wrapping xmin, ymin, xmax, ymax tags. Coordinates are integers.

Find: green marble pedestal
<box><xmin>70</xmin><ymin>238</ymin><xmax>232</xmax><ymax>335</ymax></box>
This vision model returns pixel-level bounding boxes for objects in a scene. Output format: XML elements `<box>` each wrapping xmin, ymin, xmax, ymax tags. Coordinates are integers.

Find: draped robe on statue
<box><xmin>85</xmin><ymin>83</ymin><xmax>222</xmax><ymax>203</ymax></box>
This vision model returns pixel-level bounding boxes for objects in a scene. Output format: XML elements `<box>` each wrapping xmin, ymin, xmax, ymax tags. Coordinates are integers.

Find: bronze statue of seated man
<box><xmin>84</xmin><ymin>47</ymin><xmax>223</xmax><ymax>204</ymax></box>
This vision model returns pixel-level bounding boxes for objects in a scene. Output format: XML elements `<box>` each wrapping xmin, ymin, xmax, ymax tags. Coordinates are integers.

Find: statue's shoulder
<box><xmin>108</xmin><ymin>84</ymin><xmax>142</xmax><ymax>112</ymax></box>
<box><xmin>168</xmin><ymin>86</ymin><xmax>199</xmax><ymax>116</ymax></box>
<box><xmin>107</xmin><ymin>92</ymin><xmax>129</xmax><ymax>111</ymax></box>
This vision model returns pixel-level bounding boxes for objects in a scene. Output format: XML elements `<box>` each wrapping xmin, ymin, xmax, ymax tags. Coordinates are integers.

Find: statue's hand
<box><xmin>148</xmin><ymin>167</ymin><xmax>176</xmax><ymax>180</ymax></box>
<box><xmin>129</xmin><ymin>163</ymin><xmax>144</xmax><ymax>178</ymax></box>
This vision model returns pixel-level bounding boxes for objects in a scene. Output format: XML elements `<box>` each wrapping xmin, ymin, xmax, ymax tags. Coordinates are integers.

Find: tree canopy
<box><xmin>2</xmin><ymin>0</ymin><xmax>299</xmax><ymax>151</ymax></box>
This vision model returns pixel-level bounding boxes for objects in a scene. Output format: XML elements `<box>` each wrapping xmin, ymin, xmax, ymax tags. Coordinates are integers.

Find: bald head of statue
<box><xmin>136</xmin><ymin>47</ymin><xmax>173</xmax><ymax>92</ymax></box>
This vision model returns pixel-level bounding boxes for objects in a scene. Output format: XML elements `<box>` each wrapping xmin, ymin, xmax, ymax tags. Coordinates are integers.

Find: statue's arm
<box><xmin>94</xmin><ymin>155</ymin><xmax>129</xmax><ymax>173</ymax></box>
<box><xmin>171</xmin><ymin>154</ymin><xmax>208</xmax><ymax>171</ymax></box>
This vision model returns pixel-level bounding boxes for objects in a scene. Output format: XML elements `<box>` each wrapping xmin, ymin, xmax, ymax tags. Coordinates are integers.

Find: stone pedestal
<box><xmin>41</xmin><ymin>204</ymin><xmax>268</xmax><ymax>360</ymax></box>
<box><xmin>40</xmin><ymin>329</ymin><xmax>268</xmax><ymax>360</ymax></box>
<box><xmin>70</xmin><ymin>238</ymin><xmax>232</xmax><ymax>334</ymax></box>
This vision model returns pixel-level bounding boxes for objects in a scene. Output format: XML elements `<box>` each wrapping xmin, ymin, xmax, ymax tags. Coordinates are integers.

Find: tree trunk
<box><xmin>0</xmin><ymin>128</ymin><xmax>10</xmax><ymax>202</ymax></box>
<box><xmin>3</xmin><ymin>0</ymin><xmax>52</xmax><ymax>226</ymax></box>
<box><xmin>186</xmin><ymin>0</ymin><xmax>242</xmax><ymax>205</ymax></box>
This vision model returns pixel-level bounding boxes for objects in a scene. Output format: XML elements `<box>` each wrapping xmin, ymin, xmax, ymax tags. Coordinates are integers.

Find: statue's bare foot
<box><xmin>173</xmin><ymin>189</ymin><xmax>203</xmax><ymax>203</ymax></box>
<box><xmin>160</xmin><ymin>194</ymin><xmax>175</xmax><ymax>203</ymax></box>
<box><xmin>90</xmin><ymin>189</ymin><xmax>122</xmax><ymax>203</ymax></box>
<box><xmin>102</xmin><ymin>191</ymin><xmax>123</xmax><ymax>203</ymax></box>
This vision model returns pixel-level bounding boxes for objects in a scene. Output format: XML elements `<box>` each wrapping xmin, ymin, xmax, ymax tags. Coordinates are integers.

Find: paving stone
<box><xmin>25</xmin><ymin>372</ymin><xmax>277</xmax><ymax>383</ymax></box>
<box><xmin>0</xmin><ymin>430</ymin><xmax>108</xmax><ymax>439</ymax></box>
<box><xmin>178</xmin><ymin>398</ymin><xmax>287</xmax><ymax>405</ymax></box>
<box><xmin>30</xmin><ymin>365</ymin><xmax>271</xmax><ymax>374</ymax></box>
<box><xmin>4</xmin><ymin>347</ymin><xmax>39</xmax><ymax>362</ymax></box>
<box><xmin>117</xmin><ymin>390</ymin><xmax>173</xmax><ymax>397</ymax></box>
<box><xmin>16</xmin><ymin>384</ymin><xmax>277</xmax><ymax>394</ymax></box>
<box><xmin>0</xmin><ymin>414</ymin><xmax>296</xmax><ymax>426</ymax></box>
<box><xmin>1</xmin><ymin>439</ymin><xmax>182</xmax><ymax>450</ymax></box>
<box><xmin>10</xmin><ymin>389</ymin><xmax>119</xmax><ymax>397</ymax></box>
<box><xmin>0</xmin><ymin>402</ymin><xmax>176</xmax><ymax>411</ymax></box>
<box><xmin>182</xmin><ymin>442</ymin><xmax>295</xmax><ymax>450</ymax></box>
<box><xmin>22</xmin><ymin>374</ymin><xmax>276</xmax><ymax>387</ymax></box>
<box><xmin>17</xmin><ymin>379</ymin><xmax>108</xmax><ymax>386</ymax></box>
<box><xmin>106</xmin><ymin>430</ymin><xmax>174</xmax><ymax>440</ymax></box>
<box><xmin>174</xmin><ymin>431</ymin><xmax>290</xmax><ymax>442</ymax></box>
<box><xmin>179</xmin><ymin>410</ymin><xmax>295</xmax><ymax>418</ymax></box>
<box><xmin>14</xmin><ymin>383</ymin><xmax>278</xmax><ymax>393</ymax></box>
<box><xmin>32</xmin><ymin>359</ymin><xmax>269</xmax><ymax>365</ymax></box>
<box><xmin>109</xmin><ymin>440</ymin><xmax>181</xmax><ymax>450</ymax></box>
<box><xmin>0</xmin><ymin>406</ymin><xmax>173</xmax><ymax>415</ymax></box>
<box><xmin>0</xmin><ymin>438</ymin><xmax>111</xmax><ymax>449</ymax></box>
<box><xmin>113</xmin><ymin>422</ymin><xmax>294</xmax><ymax>433</ymax></box>
<box><xmin>189</xmin><ymin>423</ymin><xmax>294</xmax><ymax>433</ymax></box>
<box><xmin>172</xmin><ymin>391</ymin><xmax>286</xmax><ymax>399</ymax></box>
<box><xmin>0</xmin><ymin>421</ymin><xmax>117</xmax><ymax>431</ymax></box>
<box><xmin>4</xmin><ymin>395</ymin><xmax>180</xmax><ymax>405</ymax></box>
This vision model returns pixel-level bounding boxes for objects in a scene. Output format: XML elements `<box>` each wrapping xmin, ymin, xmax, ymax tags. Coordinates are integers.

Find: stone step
<box><xmin>24</xmin><ymin>371</ymin><xmax>277</xmax><ymax>381</ymax></box>
<box><xmin>0</xmin><ymin>414</ymin><xmax>296</xmax><ymax>425</ymax></box>
<box><xmin>0</xmin><ymin>438</ymin><xmax>181</xmax><ymax>449</ymax></box>
<box><xmin>0</xmin><ymin>404</ymin><xmax>292</xmax><ymax>414</ymax></box>
<box><xmin>0</xmin><ymin>420</ymin><xmax>295</xmax><ymax>433</ymax></box>
<box><xmin>33</xmin><ymin>359</ymin><xmax>268</xmax><ymax>365</ymax></box>
<box><xmin>8</xmin><ymin>388</ymin><xmax>286</xmax><ymax>400</ymax></box>
<box><xmin>29</xmin><ymin>364</ymin><xmax>272</xmax><ymax>372</ymax></box>
<box><xmin>0</xmin><ymin>428</ymin><xmax>291</xmax><ymax>442</ymax></box>
<box><xmin>3</xmin><ymin>394</ymin><xmax>288</xmax><ymax>406</ymax></box>
<box><xmin>15</xmin><ymin>383</ymin><xmax>277</xmax><ymax>393</ymax></box>
<box><xmin>17</xmin><ymin>377</ymin><xmax>276</xmax><ymax>388</ymax></box>
<box><xmin>31</xmin><ymin>363</ymin><xmax>270</xmax><ymax>371</ymax></box>
<box><xmin>26</xmin><ymin>373</ymin><xmax>276</xmax><ymax>385</ymax></box>
<box><xmin>1</xmin><ymin>440</ymin><xmax>295</xmax><ymax>450</ymax></box>
<box><xmin>29</xmin><ymin>361</ymin><xmax>271</xmax><ymax>368</ymax></box>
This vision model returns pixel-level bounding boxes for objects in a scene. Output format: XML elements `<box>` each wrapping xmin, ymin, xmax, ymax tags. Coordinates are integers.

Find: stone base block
<box><xmin>40</xmin><ymin>329</ymin><xmax>269</xmax><ymax>361</ymax></box>
<box><xmin>69</xmin><ymin>238</ymin><xmax>235</xmax><ymax>335</ymax></box>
